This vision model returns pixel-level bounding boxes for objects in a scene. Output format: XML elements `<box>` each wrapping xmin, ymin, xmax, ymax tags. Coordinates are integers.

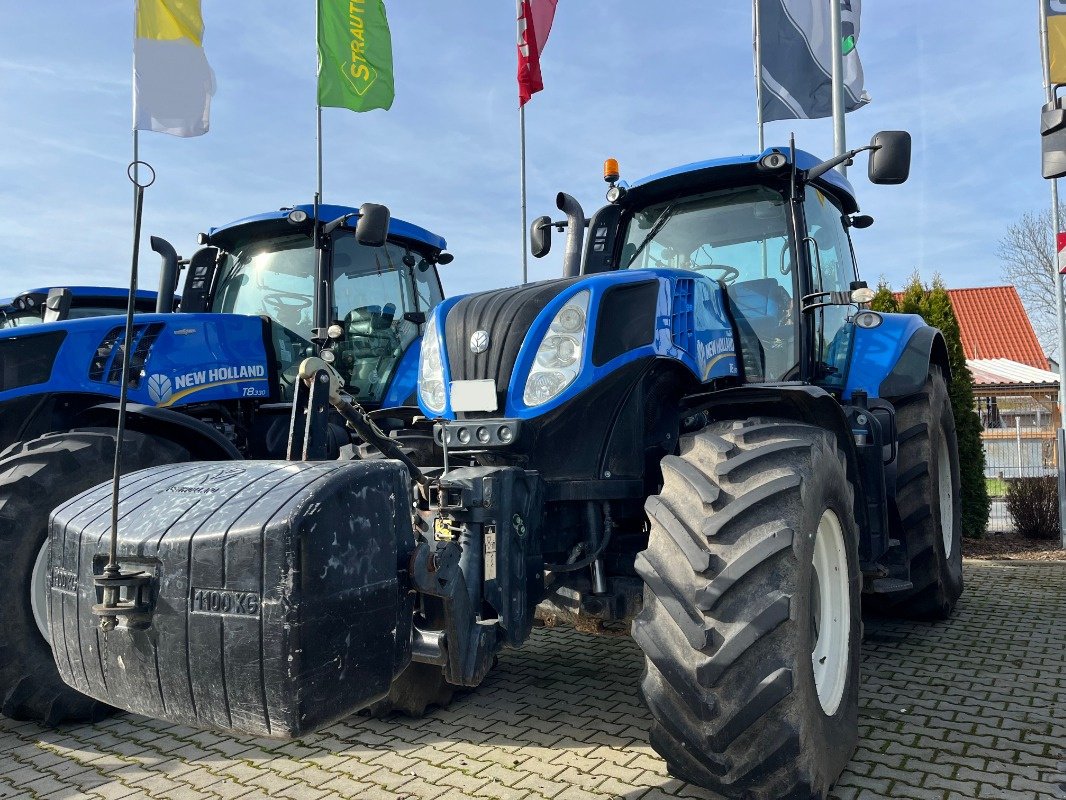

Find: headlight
<box><xmin>523</xmin><ymin>290</ymin><xmax>590</xmax><ymax>407</ymax></box>
<box><xmin>419</xmin><ymin>316</ymin><xmax>447</xmax><ymax>414</ymax></box>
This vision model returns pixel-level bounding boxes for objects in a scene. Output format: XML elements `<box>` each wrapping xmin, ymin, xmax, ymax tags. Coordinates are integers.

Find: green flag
<box><xmin>317</xmin><ymin>0</ymin><xmax>394</xmax><ymax>112</ymax></box>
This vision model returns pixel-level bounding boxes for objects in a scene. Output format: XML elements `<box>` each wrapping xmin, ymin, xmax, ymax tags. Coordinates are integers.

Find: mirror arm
<box><xmin>804</xmin><ymin>144</ymin><xmax>879</xmax><ymax>182</ymax></box>
<box><xmin>321</xmin><ymin>214</ymin><xmax>354</xmax><ymax>236</ymax></box>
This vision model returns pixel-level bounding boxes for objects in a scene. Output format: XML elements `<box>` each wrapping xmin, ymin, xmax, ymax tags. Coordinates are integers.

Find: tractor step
<box><xmin>867</xmin><ymin>577</ymin><xmax>914</xmax><ymax>594</ymax></box>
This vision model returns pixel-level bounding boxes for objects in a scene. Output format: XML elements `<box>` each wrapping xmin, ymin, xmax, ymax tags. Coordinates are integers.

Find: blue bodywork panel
<box><xmin>420</xmin><ymin>270</ymin><xmax>738</xmax><ymax>420</ymax></box>
<box><xmin>0</xmin><ymin>313</ymin><xmax>273</xmax><ymax>408</ymax></box>
<box><xmin>381</xmin><ymin>338</ymin><xmax>423</xmax><ymax>407</ymax></box>
<box><xmin>842</xmin><ymin>312</ymin><xmax>928</xmax><ymax>401</ymax></box>
<box><xmin>209</xmin><ymin>204</ymin><xmax>448</xmax><ymax>252</ymax></box>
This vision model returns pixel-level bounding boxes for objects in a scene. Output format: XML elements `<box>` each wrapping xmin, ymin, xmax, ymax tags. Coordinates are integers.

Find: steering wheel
<box><xmin>263</xmin><ymin>292</ymin><xmax>312</xmax><ymax>315</ymax></box>
<box><xmin>693</xmin><ymin>263</ymin><xmax>741</xmax><ymax>283</ymax></box>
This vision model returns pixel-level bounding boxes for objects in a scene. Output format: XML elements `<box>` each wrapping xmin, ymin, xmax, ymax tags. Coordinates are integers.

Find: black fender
<box><xmin>685</xmin><ymin>383</ymin><xmax>872</xmax><ymax>541</ymax></box>
<box><xmin>74</xmin><ymin>403</ymin><xmax>242</xmax><ymax>460</ymax></box>
<box><xmin>878</xmin><ymin>326</ymin><xmax>951</xmax><ymax>399</ymax></box>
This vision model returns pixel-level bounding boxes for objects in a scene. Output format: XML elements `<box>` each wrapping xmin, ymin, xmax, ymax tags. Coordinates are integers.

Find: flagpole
<box><xmin>754</xmin><ymin>0</ymin><xmax>764</xmax><ymax>151</ymax></box>
<box><xmin>1039</xmin><ymin>0</ymin><xmax>1066</xmax><ymax>550</ymax></box>
<box><xmin>317</xmin><ymin>106</ymin><xmax>324</xmax><ymax>200</ymax></box>
<box><xmin>829</xmin><ymin>0</ymin><xmax>846</xmax><ymax>175</ymax></box>
<box><xmin>520</xmin><ymin>104</ymin><xmax>529</xmax><ymax>284</ymax></box>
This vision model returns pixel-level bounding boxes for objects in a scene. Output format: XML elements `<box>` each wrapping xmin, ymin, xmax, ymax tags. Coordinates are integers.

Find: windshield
<box><xmin>622</xmin><ymin>185</ymin><xmax>797</xmax><ymax>381</ymax></box>
<box><xmin>211</xmin><ymin>231</ymin><xmax>443</xmax><ymax>403</ymax></box>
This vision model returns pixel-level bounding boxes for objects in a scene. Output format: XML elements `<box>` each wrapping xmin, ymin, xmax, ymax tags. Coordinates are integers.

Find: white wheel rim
<box><xmin>811</xmin><ymin>509</ymin><xmax>849</xmax><ymax>717</ymax></box>
<box><xmin>31</xmin><ymin>541</ymin><xmax>50</xmax><ymax>643</ymax></box>
<box><xmin>938</xmin><ymin>437</ymin><xmax>954</xmax><ymax>558</ymax></box>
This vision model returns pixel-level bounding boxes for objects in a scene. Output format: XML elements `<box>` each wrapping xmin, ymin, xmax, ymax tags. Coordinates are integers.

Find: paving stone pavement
<box><xmin>0</xmin><ymin>561</ymin><xmax>1062</xmax><ymax>800</ymax></box>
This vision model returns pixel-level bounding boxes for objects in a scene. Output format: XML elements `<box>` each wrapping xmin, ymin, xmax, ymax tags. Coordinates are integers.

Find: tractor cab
<box><xmin>196</xmin><ymin>203</ymin><xmax>450</xmax><ymax>405</ymax></box>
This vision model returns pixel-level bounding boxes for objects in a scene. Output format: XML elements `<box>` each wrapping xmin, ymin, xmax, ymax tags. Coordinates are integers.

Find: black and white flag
<box><xmin>756</xmin><ymin>0</ymin><xmax>870</xmax><ymax>122</ymax></box>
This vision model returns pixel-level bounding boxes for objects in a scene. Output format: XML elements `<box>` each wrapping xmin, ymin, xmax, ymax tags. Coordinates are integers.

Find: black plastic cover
<box><xmin>48</xmin><ymin>459</ymin><xmax>415</xmax><ymax>738</ymax></box>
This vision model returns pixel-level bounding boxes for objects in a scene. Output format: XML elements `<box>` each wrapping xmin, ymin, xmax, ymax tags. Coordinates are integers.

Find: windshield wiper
<box><xmin>625</xmin><ymin>203</ymin><xmax>677</xmax><ymax>268</ymax></box>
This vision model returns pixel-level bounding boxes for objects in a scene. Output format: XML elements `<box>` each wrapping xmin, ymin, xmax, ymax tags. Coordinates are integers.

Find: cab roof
<box><xmin>628</xmin><ymin>147</ymin><xmax>859</xmax><ymax>214</ymax></box>
<box><xmin>207</xmin><ymin>204</ymin><xmax>448</xmax><ymax>252</ymax></box>
<box><xmin>3</xmin><ymin>287</ymin><xmax>158</xmax><ymax>304</ymax></box>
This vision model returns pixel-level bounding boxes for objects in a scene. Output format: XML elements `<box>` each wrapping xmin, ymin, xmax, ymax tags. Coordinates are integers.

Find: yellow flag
<box><xmin>134</xmin><ymin>0</ymin><xmax>215</xmax><ymax>137</ymax></box>
<box><xmin>1050</xmin><ymin>1</ymin><xmax>1066</xmax><ymax>84</ymax></box>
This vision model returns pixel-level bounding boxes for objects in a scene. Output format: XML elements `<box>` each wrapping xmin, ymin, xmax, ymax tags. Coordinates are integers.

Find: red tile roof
<box><xmin>892</xmin><ymin>286</ymin><xmax>1047</xmax><ymax>369</ymax></box>
<box><xmin>946</xmin><ymin>287</ymin><xmax>1048</xmax><ymax>370</ymax></box>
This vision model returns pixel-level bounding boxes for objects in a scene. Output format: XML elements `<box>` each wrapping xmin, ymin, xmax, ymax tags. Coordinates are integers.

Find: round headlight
<box><xmin>550</xmin><ymin>305</ymin><xmax>585</xmax><ymax>334</ymax></box>
<box><xmin>457</xmin><ymin>427</ymin><xmax>471</xmax><ymax>444</ymax></box>
<box><xmin>535</xmin><ymin>335</ymin><xmax>578</xmax><ymax>368</ymax></box>
<box><xmin>476</xmin><ymin>427</ymin><xmax>490</xmax><ymax>443</ymax></box>
<box><xmin>320</xmin><ymin>349</ymin><xmax>336</xmax><ymax>363</ymax></box>
<box><xmin>525</xmin><ymin>371</ymin><xmax>566</xmax><ymax>405</ymax></box>
<box><xmin>423</xmin><ymin>379</ymin><xmax>446</xmax><ymax>412</ymax></box>
<box><xmin>287</xmin><ymin>209</ymin><xmax>309</xmax><ymax>224</ymax></box>
<box><xmin>498</xmin><ymin>425</ymin><xmax>513</xmax><ymax>443</ymax></box>
<box><xmin>327</xmin><ymin>324</ymin><xmax>344</xmax><ymax>339</ymax></box>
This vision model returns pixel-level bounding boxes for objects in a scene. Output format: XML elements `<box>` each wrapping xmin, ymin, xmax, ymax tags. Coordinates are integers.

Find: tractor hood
<box><xmin>418</xmin><ymin>270</ymin><xmax>739</xmax><ymax>420</ymax></box>
<box><xmin>0</xmin><ymin>313</ymin><xmax>274</xmax><ymax>407</ymax></box>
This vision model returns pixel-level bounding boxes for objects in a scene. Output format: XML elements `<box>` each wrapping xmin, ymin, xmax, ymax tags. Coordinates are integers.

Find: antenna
<box><xmin>94</xmin><ymin>160</ymin><xmax>155</xmax><ymax>632</ymax></box>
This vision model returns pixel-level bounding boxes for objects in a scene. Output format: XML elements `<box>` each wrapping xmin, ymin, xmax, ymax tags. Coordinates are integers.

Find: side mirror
<box><xmin>530</xmin><ymin>215</ymin><xmax>552</xmax><ymax>258</ymax></box>
<box><xmin>1042</xmin><ymin>98</ymin><xmax>1066</xmax><ymax>179</ymax></box>
<box><xmin>355</xmin><ymin>203</ymin><xmax>390</xmax><ymax>247</ymax></box>
<box><xmin>868</xmin><ymin>131</ymin><xmax>911</xmax><ymax>185</ymax></box>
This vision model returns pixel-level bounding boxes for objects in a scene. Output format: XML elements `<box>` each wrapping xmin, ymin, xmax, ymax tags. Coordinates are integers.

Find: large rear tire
<box><xmin>633</xmin><ymin>418</ymin><xmax>861</xmax><ymax>800</ymax></box>
<box><xmin>0</xmin><ymin>429</ymin><xmax>191</xmax><ymax>724</ymax></box>
<box><xmin>875</xmin><ymin>367</ymin><xmax>963</xmax><ymax>619</ymax></box>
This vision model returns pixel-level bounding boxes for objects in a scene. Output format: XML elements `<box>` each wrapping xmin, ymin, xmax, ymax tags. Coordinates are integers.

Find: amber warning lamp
<box><xmin>604</xmin><ymin>158</ymin><xmax>627</xmax><ymax>203</ymax></box>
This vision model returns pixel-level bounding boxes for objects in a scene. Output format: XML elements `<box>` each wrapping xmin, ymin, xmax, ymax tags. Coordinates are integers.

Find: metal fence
<box><xmin>977</xmin><ymin>394</ymin><xmax>1058</xmax><ymax>533</ymax></box>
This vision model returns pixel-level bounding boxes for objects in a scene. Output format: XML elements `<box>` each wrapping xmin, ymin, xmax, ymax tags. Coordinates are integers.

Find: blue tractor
<box><xmin>0</xmin><ymin>203</ymin><xmax>450</xmax><ymax>724</ymax></box>
<box><xmin>47</xmin><ymin>134</ymin><xmax>960</xmax><ymax>800</ymax></box>
<box><xmin>1</xmin><ymin>286</ymin><xmax>167</xmax><ymax>329</ymax></box>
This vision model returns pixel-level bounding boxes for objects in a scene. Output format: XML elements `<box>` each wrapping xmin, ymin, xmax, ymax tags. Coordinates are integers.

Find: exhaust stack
<box><xmin>556</xmin><ymin>192</ymin><xmax>586</xmax><ymax>277</ymax></box>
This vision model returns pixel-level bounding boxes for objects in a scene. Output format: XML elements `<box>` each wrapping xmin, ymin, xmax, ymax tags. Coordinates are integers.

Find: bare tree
<box><xmin>996</xmin><ymin>209</ymin><xmax>1062</xmax><ymax>360</ymax></box>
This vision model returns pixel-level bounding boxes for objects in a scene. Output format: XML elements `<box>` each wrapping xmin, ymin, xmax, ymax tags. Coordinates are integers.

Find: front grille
<box><xmin>0</xmin><ymin>331</ymin><xmax>66</xmax><ymax>391</ymax></box>
<box><xmin>444</xmin><ymin>278</ymin><xmax>581</xmax><ymax>405</ymax></box>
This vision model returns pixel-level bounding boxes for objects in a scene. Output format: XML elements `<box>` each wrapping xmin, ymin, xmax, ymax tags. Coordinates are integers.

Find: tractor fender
<box><xmin>844</xmin><ymin>315</ymin><xmax>951</xmax><ymax>401</ymax></box>
<box><xmin>74</xmin><ymin>402</ymin><xmax>241</xmax><ymax>460</ymax></box>
<box><xmin>876</xmin><ymin>325</ymin><xmax>951</xmax><ymax>399</ymax></box>
<box><xmin>686</xmin><ymin>383</ymin><xmax>871</xmax><ymax>538</ymax></box>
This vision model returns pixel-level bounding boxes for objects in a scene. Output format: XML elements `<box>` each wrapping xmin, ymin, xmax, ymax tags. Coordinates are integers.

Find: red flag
<box><xmin>517</xmin><ymin>0</ymin><xmax>558</xmax><ymax>106</ymax></box>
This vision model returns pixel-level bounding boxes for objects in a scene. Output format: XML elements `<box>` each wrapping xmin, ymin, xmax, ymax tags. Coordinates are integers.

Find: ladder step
<box><xmin>869</xmin><ymin>577</ymin><xmax>913</xmax><ymax>594</ymax></box>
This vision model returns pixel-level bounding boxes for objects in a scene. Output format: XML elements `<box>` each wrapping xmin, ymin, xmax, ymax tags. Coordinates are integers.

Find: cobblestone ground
<box><xmin>0</xmin><ymin>561</ymin><xmax>1062</xmax><ymax>800</ymax></box>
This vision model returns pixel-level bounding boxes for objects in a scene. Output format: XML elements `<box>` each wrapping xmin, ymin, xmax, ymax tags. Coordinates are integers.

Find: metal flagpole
<box><xmin>1038</xmin><ymin>0</ymin><xmax>1066</xmax><ymax>549</ymax></box>
<box><xmin>829</xmin><ymin>0</ymin><xmax>846</xmax><ymax>174</ymax></box>
<box><xmin>754</xmin><ymin>0</ymin><xmax>765</xmax><ymax>151</ymax></box>
<box><xmin>317</xmin><ymin>106</ymin><xmax>324</xmax><ymax>201</ymax></box>
<box><xmin>520</xmin><ymin>104</ymin><xmax>529</xmax><ymax>284</ymax></box>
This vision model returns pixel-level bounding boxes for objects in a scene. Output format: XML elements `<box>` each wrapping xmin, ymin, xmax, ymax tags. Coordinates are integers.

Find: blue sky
<box><xmin>0</xmin><ymin>2</ymin><xmax>1050</xmax><ymax>301</ymax></box>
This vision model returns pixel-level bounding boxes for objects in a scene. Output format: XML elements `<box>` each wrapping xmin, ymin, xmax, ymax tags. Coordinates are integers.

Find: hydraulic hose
<box><xmin>544</xmin><ymin>501</ymin><xmax>613</xmax><ymax>573</ymax></box>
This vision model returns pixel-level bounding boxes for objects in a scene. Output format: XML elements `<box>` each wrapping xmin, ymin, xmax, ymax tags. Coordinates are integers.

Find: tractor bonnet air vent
<box><xmin>89</xmin><ymin>323</ymin><xmax>165</xmax><ymax>388</ymax></box>
<box><xmin>671</xmin><ymin>278</ymin><xmax>696</xmax><ymax>355</ymax></box>
<box><xmin>0</xmin><ymin>331</ymin><xmax>66</xmax><ymax>392</ymax></box>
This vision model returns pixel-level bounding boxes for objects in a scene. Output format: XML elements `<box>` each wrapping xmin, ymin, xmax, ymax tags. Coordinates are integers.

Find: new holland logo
<box><xmin>147</xmin><ymin>373</ymin><xmax>173</xmax><ymax>404</ymax></box>
<box><xmin>470</xmin><ymin>330</ymin><xmax>490</xmax><ymax>354</ymax></box>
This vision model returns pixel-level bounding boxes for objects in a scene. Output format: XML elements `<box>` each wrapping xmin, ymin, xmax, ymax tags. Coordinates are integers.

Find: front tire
<box><xmin>0</xmin><ymin>429</ymin><xmax>191</xmax><ymax>724</ymax></box>
<box><xmin>633</xmin><ymin>418</ymin><xmax>861</xmax><ymax>799</ymax></box>
<box><xmin>875</xmin><ymin>367</ymin><xmax>963</xmax><ymax>619</ymax></box>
